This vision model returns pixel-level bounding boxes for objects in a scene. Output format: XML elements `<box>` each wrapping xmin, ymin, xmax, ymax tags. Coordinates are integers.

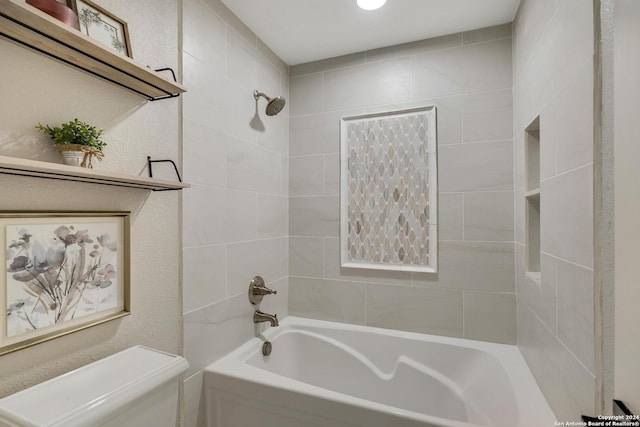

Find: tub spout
<box><xmin>254</xmin><ymin>310</ymin><xmax>279</xmax><ymax>327</ymax></box>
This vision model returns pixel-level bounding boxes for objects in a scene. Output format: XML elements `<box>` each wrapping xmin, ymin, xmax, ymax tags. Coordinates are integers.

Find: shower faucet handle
<box><xmin>248</xmin><ymin>276</ymin><xmax>277</xmax><ymax>305</ymax></box>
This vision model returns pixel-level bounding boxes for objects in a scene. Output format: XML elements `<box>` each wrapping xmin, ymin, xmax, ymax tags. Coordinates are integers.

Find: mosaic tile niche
<box><xmin>340</xmin><ymin>106</ymin><xmax>438</xmax><ymax>273</ymax></box>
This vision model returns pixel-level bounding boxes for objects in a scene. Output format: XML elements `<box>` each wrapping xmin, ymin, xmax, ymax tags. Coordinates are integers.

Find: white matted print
<box><xmin>340</xmin><ymin>106</ymin><xmax>438</xmax><ymax>273</ymax></box>
<box><xmin>1</xmin><ymin>212</ymin><xmax>130</xmax><ymax>355</ymax></box>
<box><xmin>74</xmin><ymin>0</ymin><xmax>132</xmax><ymax>57</ymax></box>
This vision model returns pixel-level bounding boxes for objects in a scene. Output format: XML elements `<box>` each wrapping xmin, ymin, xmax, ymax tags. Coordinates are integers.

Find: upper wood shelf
<box><xmin>0</xmin><ymin>155</ymin><xmax>190</xmax><ymax>191</ymax></box>
<box><xmin>0</xmin><ymin>0</ymin><xmax>187</xmax><ymax>100</ymax></box>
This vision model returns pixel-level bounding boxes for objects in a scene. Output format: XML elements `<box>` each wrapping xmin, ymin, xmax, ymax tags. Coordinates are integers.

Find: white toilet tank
<box><xmin>0</xmin><ymin>345</ymin><xmax>189</xmax><ymax>427</ymax></box>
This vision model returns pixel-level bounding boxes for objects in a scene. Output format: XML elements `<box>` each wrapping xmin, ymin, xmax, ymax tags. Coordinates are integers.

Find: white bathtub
<box><xmin>204</xmin><ymin>317</ymin><xmax>555</xmax><ymax>427</ymax></box>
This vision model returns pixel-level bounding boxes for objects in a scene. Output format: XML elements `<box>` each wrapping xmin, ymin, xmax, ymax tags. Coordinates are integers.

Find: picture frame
<box><xmin>70</xmin><ymin>0</ymin><xmax>132</xmax><ymax>58</ymax></box>
<box><xmin>340</xmin><ymin>106</ymin><xmax>438</xmax><ymax>273</ymax></box>
<box><xmin>1</xmin><ymin>211</ymin><xmax>130</xmax><ymax>355</ymax></box>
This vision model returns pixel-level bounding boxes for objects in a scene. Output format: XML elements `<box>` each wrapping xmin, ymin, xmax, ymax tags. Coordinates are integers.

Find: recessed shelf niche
<box><xmin>525</xmin><ymin>117</ymin><xmax>540</xmax><ymax>283</ymax></box>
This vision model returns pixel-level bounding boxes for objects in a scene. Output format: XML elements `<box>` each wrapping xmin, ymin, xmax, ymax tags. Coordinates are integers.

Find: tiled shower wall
<box><xmin>288</xmin><ymin>25</ymin><xmax>516</xmax><ymax>344</ymax></box>
<box><xmin>513</xmin><ymin>0</ymin><xmax>596</xmax><ymax>420</ymax></box>
<box><xmin>180</xmin><ymin>0</ymin><xmax>289</xmax><ymax>425</ymax></box>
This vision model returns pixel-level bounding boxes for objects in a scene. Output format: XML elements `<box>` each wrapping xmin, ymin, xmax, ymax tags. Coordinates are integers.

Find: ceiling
<box><xmin>221</xmin><ymin>0</ymin><xmax>521</xmax><ymax>65</ymax></box>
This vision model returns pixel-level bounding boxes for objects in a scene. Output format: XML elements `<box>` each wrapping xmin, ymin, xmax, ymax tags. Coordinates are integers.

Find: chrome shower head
<box><xmin>254</xmin><ymin>90</ymin><xmax>286</xmax><ymax>116</ymax></box>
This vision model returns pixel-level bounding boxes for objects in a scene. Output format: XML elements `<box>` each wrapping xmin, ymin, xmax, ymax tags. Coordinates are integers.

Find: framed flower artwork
<box><xmin>1</xmin><ymin>211</ymin><xmax>130</xmax><ymax>355</ymax></box>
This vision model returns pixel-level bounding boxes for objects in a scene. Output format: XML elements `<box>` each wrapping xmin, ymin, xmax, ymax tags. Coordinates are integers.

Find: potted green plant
<box><xmin>36</xmin><ymin>118</ymin><xmax>107</xmax><ymax>168</ymax></box>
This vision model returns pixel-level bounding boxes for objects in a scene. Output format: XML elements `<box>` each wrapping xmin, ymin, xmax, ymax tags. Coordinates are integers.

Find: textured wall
<box><xmin>613</xmin><ymin>0</ymin><xmax>640</xmax><ymax>414</ymax></box>
<box><xmin>513</xmin><ymin>0</ymin><xmax>597</xmax><ymax>420</ymax></box>
<box><xmin>180</xmin><ymin>0</ymin><xmax>289</xmax><ymax>425</ymax></box>
<box><xmin>0</xmin><ymin>0</ymin><xmax>181</xmax><ymax>399</ymax></box>
<box><xmin>288</xmin><ymin>25</ymin><xmax>516</xmax><ymax>344</ymax></box>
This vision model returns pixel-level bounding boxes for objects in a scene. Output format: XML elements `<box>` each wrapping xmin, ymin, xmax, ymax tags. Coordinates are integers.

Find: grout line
<box><xmin>539</xmin><ymin>161</ymin><xmax>594</xmax><ymax>183</ymax></box>
<box><xmin>462</xmin><ymin>290</ymin><xmax>465</xmax><ymax>338</ymax></box>
<box><xmin>540</xmin><ymin>251</ymin><xmax>595</xmax><ymax>271</ymax></box>
<box><xmin>224</xmin><ymin>244</ymin><xmax>229</xmax><ymax>298</ymax></box>
<box><xmin>461</xmin><ymin>193</ymin><xmax>465</xmax><ymax>241</ymax></box>
<box><xmin>184</xmin><ymin>236</ymin><xmax>288</xmax><ymax>250</ymax></box>
<box><xmin>440</xmin><ymin>138</ymin><xmax>516</xmax><ymax>147</ymax></box>
<box><xmin>185</xmin><ymin>182</ymin><xmax>287</xmax><ymax>198</ymax></box>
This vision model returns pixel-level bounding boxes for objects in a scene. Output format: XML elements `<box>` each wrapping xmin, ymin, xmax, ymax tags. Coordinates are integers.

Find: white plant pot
<box><xmin>60</xmin><ymin>150</ymin><xmax>85</xmax><ymax>167</ymax></box>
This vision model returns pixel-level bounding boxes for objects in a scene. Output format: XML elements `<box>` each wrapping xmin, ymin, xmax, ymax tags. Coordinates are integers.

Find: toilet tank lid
<box><xmin>0</xmin><ymin>345</ymin><xmax>189</xmax><ymax>427</ymax></box>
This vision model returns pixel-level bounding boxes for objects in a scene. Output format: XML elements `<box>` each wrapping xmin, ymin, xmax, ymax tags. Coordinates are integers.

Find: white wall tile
<box><xmin>290</xmin><ymin>109</ymin><xmax>364</xmax><ymax>156</ymax></box>
<box><xmin>532</xmin><ymin>0</ymin><xmax>593</xmax><ymax>112</ymax></box>
<box><xmin>414</xmin><ymin>241</ymin><xmax>515</xmax><ymax>292</ymax></box>
<box><xmin>289</xmin><ymin>155</ymin><xmax>324</xmax><ymax>195</ymax></box>
<box><xmin>463</xmin><ymin>191</ymin><xmax>514</xmax><ymax>241</ymax></box>
<box><xmin>464</xmin><ymin>291</ymin><xmax>516</xmax><ymax>344</ymax></box>
<box><xmin>556</xmin><ymin>260</ymin><xmax>595</xmax><ymax>374</ymax></box>
<box><xmin>257</xmin><ymin>194</ymin><xmax>288</xmax><ymax>238</ymax></box>
<box><xmin>438</xmin><ymin>193</ymin><xmax>464</xmax><ymax>240</ymax></box>
<box><xmin>514</xmin><ymin>56</ymin><xmax>535</xmax><ymax>132</ymax></box>
<box><xmin>226</xmin><ymin>27</ymin><xmax>259</xmax><ymax>93</ymax></box>
<box><xmin>182</xmin><ymin>1</ymin><xmax>290</xmax><ymax>419</ymax></box>
<box><xmin>324</xmin><ymin>58</ymin><xmax>411</xmax><ymax>111</ymax></box>
<box><xmin>515</xmin><ymin>188</ymin><xmax>525</xmax><ymax>244</ymax></box>
<box><xmin>290</xmin><ymin>53</ymin><xmax>366</xmax><ymax>77</ymax></box>
<box><xmin>182</xmin><ymin>52</ymin><xmax>220</xmax><ymax>126</ymax></box>
<box><xmin>257</xmin><ymin>37</ymin><xmax>289</xmax><ymax>76</ymax></box>
<box><xmin>183</xmin><ymin>293</ymin><xmax>255</xmax><ymax>376</ymax></box>
<box><xmin>226</xmin><ymin>134</ymin><xmax>281</xmax><ymax>193</ymax></box>
<box><xmin>514</xmin><ymin>0</ymin><xmax>597</xmax><ymax>419</ymax></box>
<box><xmin>289</xmin><ymin>277</ymin><xmax>366</xmax><ymax>324</ymax></box>
<box><xmin>324</xmin><ymin>153</ymin><xmax>340</xmax><ymax>195</ymax></box>
<box><xmin>552</xmin><ymin>62</ymin><xmax>594</xmax><ymax>174</ymax></box>
<box><xmin>366</xmin><ymin>284</ymin><xmax>463</xmax><ymax>337</ymax></box>
<box><xmin>183</xmin><ymin>244</ymin><xmax>227</xmax><ymax>313</ymax></box>
<box><xmin>411</xmin><ymin>38</ymin><xmax>512</xmax><ymax>100</ymax></box>
<box><xmin>183</xmin><ymin>118</ymin><xmax>226</xmax><ymax>187</ymax></box>
<box><xmin>518</xmin><ymin>299</ymin><xmax>596</xmax><ymax>420</ymax></box>
<box><xmin>227</xmin><ymin>238</ymin><xmax>284</xmax><ymax>296</ymax></box>
<box><xmin>183</xmin><ymin>185</ymin><xmax>257</xmax><ymax>246</ymax></box>
<box><xmin>438</xmin><ymin>140</ymin><xmax>514</xmax><ymax>192</ymax></box>
<box><xmin>200</xmin><ymin>0</ymin><xmax>256</xmax><ymax>47</ymax></box>
<box><xmin>463</xmin><ymin>23</ymin><xmax>512</xmax><ymax>45</ymax></box>
<box><xmin>539</xmin><ymin>104</ymin><xmax>556</xmax><ymax>181</ymax></box>
<box><xmin>257</xmin><ymin>109</ymin><xmax>289</xmax><ymax>155</ymax></box>
<box><xmin>366</xmin><ymin>34</ymin><xmax>462</xmax><ymax>63</ymax></box>
<box><xmin>514</xmin><ymin>132</ymin><xmax>525</xmax><ymax>190</ymax></box>
<box><xmin>514</xmin><ymin>0</ymin><xmax>555</xmax><ymax>77</ymax></box>
<box><xmin>517</xmin><ymin>249</ymin><xmax>557</xmax><ymax>333</ymax></box>
<box><xmin>289</xmin><ymin>236</ymin><xmax>324</xmax><ymax>277</ymax></box>
<box><xmin>289</xmin><ymin>196</ymin><xmax>339</xmax><ymax>237</ymax></box>
<box><xmin>290</xmin><ymin>73</ymin><xmax>324</xmax><ymax>116</ymax></box>
<box><xmin>183</xmin><ymin>0</ymin><xmax>225</xmax><ymax>68</ymax></box>
<box><xmin>254</xmin><ymin>49</ymin><xmax>284</xmax><ymax>103</ymax></box>
<box><xmin>463</xmin><ymin>89</ymin><xmax>513</xmax><ymax>142</ymax></box>
<box><xmin>540</xmin><ymin>165</ymin><xmax>593</xmax><ymax>268</ymax></box>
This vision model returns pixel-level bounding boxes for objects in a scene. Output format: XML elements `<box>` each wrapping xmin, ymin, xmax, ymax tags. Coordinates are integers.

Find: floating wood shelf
<box><xmin>0</xmin><ymin>0</ymin><xmax>187</xmax><ymax>100</ymax></box>
<box><xmin>0</xmin><ymin>155</ymin><xmax>190</xmax><ymax>191</ymax></box>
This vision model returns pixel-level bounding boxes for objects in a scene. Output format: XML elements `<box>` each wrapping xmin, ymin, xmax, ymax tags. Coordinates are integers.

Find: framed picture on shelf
<box><xmin>70</xmin><ymin>0</ymin><xmax>132</xmax><ymax>58</ymax></box>
<box><xmin>1</xmin><ymin>211</ymin><xmax>130</xmax><ymax>355</ymax></box>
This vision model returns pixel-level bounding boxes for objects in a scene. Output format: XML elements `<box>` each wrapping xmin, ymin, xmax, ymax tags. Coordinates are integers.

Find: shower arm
<box><xmin>254</xmin><ymin>90</ymin><xmax>269</xmax><ymax>101</ymax></box>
